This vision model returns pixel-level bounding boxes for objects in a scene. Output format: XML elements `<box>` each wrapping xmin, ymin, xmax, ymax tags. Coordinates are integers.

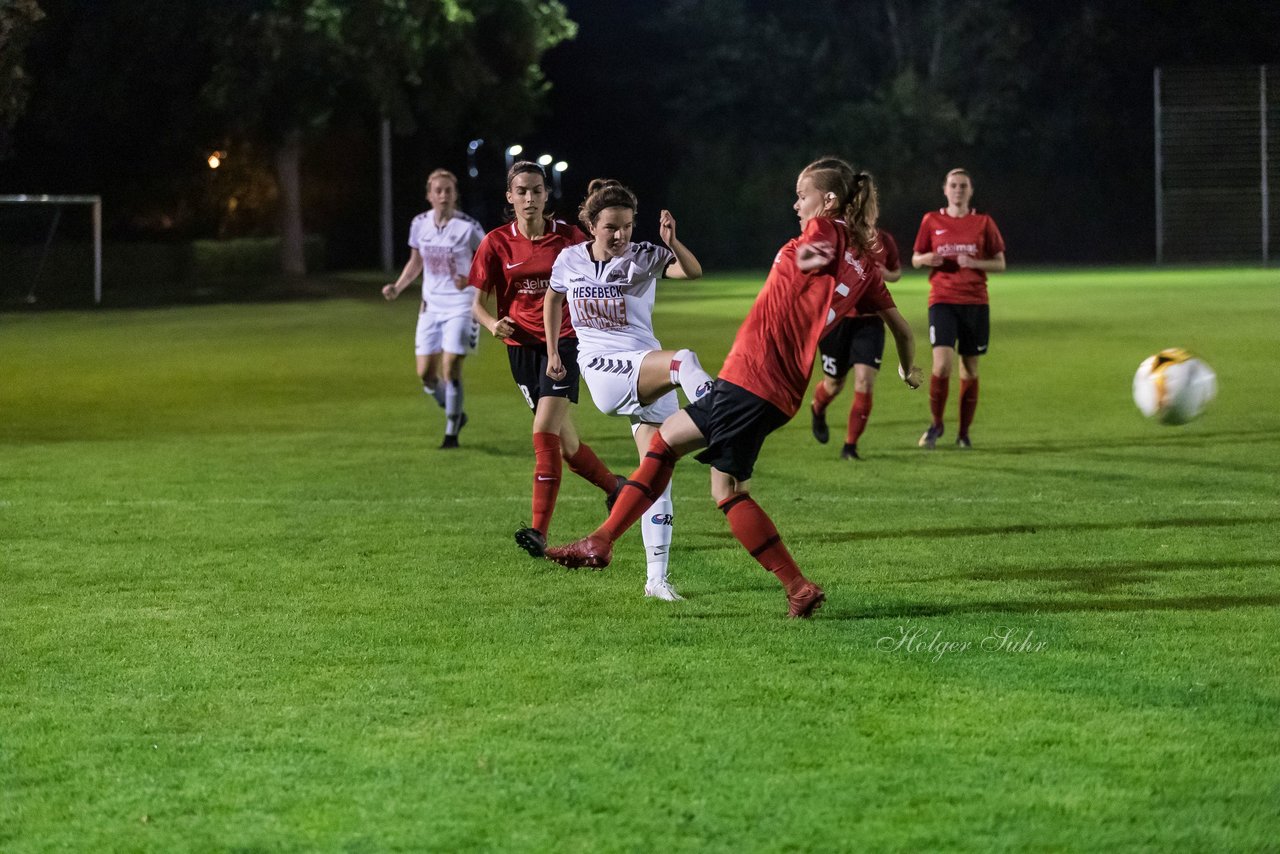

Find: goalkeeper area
<box><xmin>0</xmin><ymin>194</ymin><xmax>102</xmax><ymax>307</ymax></box>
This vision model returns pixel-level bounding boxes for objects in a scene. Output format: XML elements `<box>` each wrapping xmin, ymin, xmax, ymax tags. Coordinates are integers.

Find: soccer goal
<box><xmin>0</xmin><ymin>194</ymin><xmax>102</xmax><ymax>305</ymax></box>
<box><xmin>1153</xmin><ymin>65</ymin><xmax>1276</xmax><ymax>264</ymax></box>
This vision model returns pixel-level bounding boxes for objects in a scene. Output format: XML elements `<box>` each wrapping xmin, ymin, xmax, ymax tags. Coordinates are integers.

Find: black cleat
<box><xmin>840</xmin><ymin>443</ymin><xmax>861</xmax><ymax>460</ymax></box>
<box><xmin>440</xmin><ymin>435</ymin><xmax>460</xmax><ymax>449</ymax></box>
<box><xmin>811</xmin><ymin>406</ymin><xmax>830</xmax><ymax>444</ymax></box>
<box><xmin>956</xmin><ymin>435</ymin><xmax>972</xmax><ymax>450</ymax></box>
<box><xmin>918</xmin><ymin>423</ymin><xmax>944</xmax><ymax>449</ymax></box>
<box><xmin>515</xmin><ymin>527</ymin><xmax>547</xmax><ymax>558</ymax></box>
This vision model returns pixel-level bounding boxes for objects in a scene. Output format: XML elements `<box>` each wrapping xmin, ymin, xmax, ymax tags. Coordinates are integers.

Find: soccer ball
<box><xmin>1132</xmin><ymin>348</ymin><xmax>1217</xmax><ymax>425</ymax></box>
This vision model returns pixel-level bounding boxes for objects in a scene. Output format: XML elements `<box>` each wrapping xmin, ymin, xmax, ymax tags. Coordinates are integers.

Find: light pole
<box><xmin>504</xmin><ymin>144</ymin><xmax>523</xmax><ymax>170</ymax></box>
<box><xmin>553</xmin><ymin>160</ymin><xmax>568</xmax><ymax>200</ymax></box>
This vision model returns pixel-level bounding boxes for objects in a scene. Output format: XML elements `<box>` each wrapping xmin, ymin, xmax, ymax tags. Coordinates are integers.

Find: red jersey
<box><xmin>872</xmin><ymin>228</ymin><xmax>900</xmax><ymax>274</ymax></box>
<box><xmin>719</xmin><ymin>217</ymin><xmax>895</xmax><ymax>417</ymax></box>
<box><xmin>468</xmin><ymin>218</ymin><xmax>588</xmax><ymax>346</ymax></box>
<box><xmin>912</xmin><ymin>209</ymin><xmax>1005</xmax><ymax>306</ymax></box>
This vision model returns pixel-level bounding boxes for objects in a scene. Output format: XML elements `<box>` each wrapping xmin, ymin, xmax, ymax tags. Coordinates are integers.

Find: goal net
<box><xmin>0</xmin><ymin>195</ymin><xmax>102</xmax><ymax>307</ymax></box>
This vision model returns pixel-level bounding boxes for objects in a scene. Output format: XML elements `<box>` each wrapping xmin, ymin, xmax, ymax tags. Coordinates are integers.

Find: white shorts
<box><xmin>580</xmin><ymin>348</ymin><xmax>679</xmax><ymax>425</ymax></box>
<box><xmin>415</xmin><ymin>309</ymin><xmax>479</xmax><ymax>357</ymax></box>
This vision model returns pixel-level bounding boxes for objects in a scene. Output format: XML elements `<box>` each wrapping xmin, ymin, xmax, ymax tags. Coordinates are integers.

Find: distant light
<box><xmin>537</xmin><ymin>154</ymin><xmax>553</xmax><ymax>167</ymax></box>
<box><xmin>553</xmin><ymin>161</ymin><xmax>568</xmax><ymax>173</ymax></box>
<box><xmin>506</xmin><ymin>144</ymin><xmax>523</xmax><ymax>156</ymax></box>
<box><xmin>468</xmin><ymin>138</ymin><xmax>485</xmax><ymax>152</ymax></box>
<box><xmin>207</xmin><ymin>152</ymin><xmax>224</xmax><ymax>169</ymax></box>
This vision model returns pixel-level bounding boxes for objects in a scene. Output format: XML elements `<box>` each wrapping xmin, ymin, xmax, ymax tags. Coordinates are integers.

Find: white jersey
<box><xmin>408</xmin><ymin>209</ymin><xmax>485</xmax><ymax>317</ymax></box>
<box><xmin>548</xmin><ymin>241</ymin><xmax>674</xmax><ymax>356</ymax></box>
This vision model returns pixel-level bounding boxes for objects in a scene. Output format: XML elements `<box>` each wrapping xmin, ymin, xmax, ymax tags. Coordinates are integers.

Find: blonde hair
<box><xmin>425</xmin><ymin>168</ymin><xmax>459</xmax><ymax>193</ymax></box>
<box><xmin>800</xmin><ymin>157</ymin><xmax>879</xmax><ymax>256</ymax></box>
<box><xmin>578</xmin><ymin>179</ymin><xmax>638</xmax><ymax>231</ymax></box>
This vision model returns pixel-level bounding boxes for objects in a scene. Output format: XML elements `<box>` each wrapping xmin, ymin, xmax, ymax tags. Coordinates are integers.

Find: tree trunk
<box><xmin>276</xmin><ymin>128</ymin><xmax>306</xmax><ymax>277</ymax></box>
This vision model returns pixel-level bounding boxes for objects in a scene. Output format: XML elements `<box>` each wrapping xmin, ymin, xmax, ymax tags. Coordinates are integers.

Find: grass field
<box><xmin>3</xmin><ymin>267</ymin><xmax>1279</xmax><ymax>851</ymax></box>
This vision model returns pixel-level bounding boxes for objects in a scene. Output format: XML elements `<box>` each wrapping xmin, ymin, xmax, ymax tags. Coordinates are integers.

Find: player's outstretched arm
<box><xmin>796</xmin><ymin>240</ymin><xmax>835</xmax><ymax>272</ymax></box>
<box><xmin>659</xmin><ymin>210</ymin><xmax>703</xmax><ymax>280</ymax></box>
<box><xmin>473</xmin><ymin>288</ymin><xmax>514</xmax><ymax>338</ymax></box>
<box><xmin>382</xmin><ymin>253</ymin><xmax>423</xmax><ymax>300</ymax></box>
<box><xmin>911</xmin><ymin>251</ymin><xmax>941</xmax><ymax>269</ymax></box>
<box><xmin>879</xmin><ymin>307</ymin><xmax>924</xmax><ymax>388</ymax></box>
<box><xmin>957</xmin><ymin>251</ymin><xmax>1006</xmax><ymax>273</ymax></box>
<box><xmin>543</xmin><ymin>289</ymin><xmax>568</xmax><ymax>380</ymax></box>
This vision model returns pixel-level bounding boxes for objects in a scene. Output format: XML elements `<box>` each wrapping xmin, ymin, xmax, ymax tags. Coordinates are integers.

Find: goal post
<box><xmin>0</xmin><ymin>194</ymin><xmax>102</xmax><ymax>305</ymax></box>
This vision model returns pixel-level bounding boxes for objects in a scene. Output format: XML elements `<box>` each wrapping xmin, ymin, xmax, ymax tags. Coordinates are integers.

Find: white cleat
<box><xmin>644</xmin><ymin>580</ymin><xmax>685</xmax><ymax>601</ymax></box>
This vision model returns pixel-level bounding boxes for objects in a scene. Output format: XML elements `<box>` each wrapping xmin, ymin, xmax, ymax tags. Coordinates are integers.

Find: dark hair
<box><xmin>504</xmin><ymin>161</ymin><xmax>548</xmax><ymax>221</ymax></box>
<box><xmin>800</xmin><ymin>156</ymin><xmax>879</xmax><ymax>256</ymax></box>
<box><xmin>506</xmin><ymin>160</ymin><xmax>546</xmax><ymax>189</ymax></box>
<box><xmin>578</xmin><ymin>178</ymin><xmax>638</xmax><ymax>231</ymax></box>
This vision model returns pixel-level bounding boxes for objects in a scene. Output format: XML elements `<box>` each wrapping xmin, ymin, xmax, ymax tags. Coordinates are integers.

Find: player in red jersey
<box><xmin>810</xmin><ymin>222</ymin><xmax>902</xmax><ymax>460</ymax></box>
<box><xmin>544</xmin><ymin>158</ymin><xmax>924</xmax><ymax>618</ymax></box>
<box><xmin>911</xmin><ymin>168</ymin><xmax>1006</xmax><ymax>449</ymax></box>
<box><xmin>470</xmin><ymin>161</ymin><xmax>622</xmax><ymax>557</ymax></box>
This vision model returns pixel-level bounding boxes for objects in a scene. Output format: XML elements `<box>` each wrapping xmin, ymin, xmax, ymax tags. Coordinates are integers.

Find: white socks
<box><xmin>669</xmin><ymin>348</ymin><xmax>714</xmax><ymax>403</ymax></box>
<box><xmin>642</xmin><ymin>480</ymin><xmax>674</xmax><ymax>585</ymax></box>
<box><xmin>423</xmin><ymin>382</ymin><xmax>447</xmax><ymax>409</ymax></box>
<box><xmin>444</xmin><ymin>379</ymin><xmax>464</xmax><ymax>436</ymax></box>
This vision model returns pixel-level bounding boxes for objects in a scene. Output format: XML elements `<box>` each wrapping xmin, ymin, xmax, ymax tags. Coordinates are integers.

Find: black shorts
<box><xmin>818</xmin><ymin>316</ymin><xmax>886</xmax><ymax>379</ymax></box>
<box><xmin>929</xmin><ymin>303</ymin><xmax>990</xmax><ymax>357</ymax></box>
<box><xmin>507</xmin><ymin>337</ymin><xmax>581</xmax><ymax>411</ymax></box>
<box><xmin>685</xmin><ymin>379</ymin><xmax>791</xmax><ymax>482</ymax></box>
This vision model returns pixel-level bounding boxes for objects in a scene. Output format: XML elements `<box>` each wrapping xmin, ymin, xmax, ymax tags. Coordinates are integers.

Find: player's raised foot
<box><xmin>840</xmin><ymin>442</ymin><xmax>861</xmax><ymax>461</ymax></box>
<box><xmin>918</xmin><ymin>423</ymin><xmax>944</xmax><ymax>449</ymax></box>
<box><xmin>810</xmin><ymin>405</ymin><xmax>830</xmax><ymax>444</ymax></box>
<box><xmin>440</xmin><ymin>435</ymin><xmax>460</xmax><ymax>449</ymax></box>
<box><xmin>544</xmin><ymin>534</ymin><xmax>613</xmax><ymax>569</ymax></box>
<box><xmin>514</xmin><ymin>526</ymin><xmax>547</xmax><ymax>558</ymax></box>
<box><xmin>786</xmin><ymin>580</ymin><xmax>826</xmax><ymax>618</ymax></box>
<box><xmin>955</xmin><ymin>435</ymin><xmax>972</xmax><ymax>450</ymax></box>
<box><xmin>644</xmin><ymin>580</ymin><xmax>685</xmax><ymax>601</ymax></box>
<box><xmin>605</xmin><ymin>474</ymin><xmax>626</xmax><ymax>512</ymax></box>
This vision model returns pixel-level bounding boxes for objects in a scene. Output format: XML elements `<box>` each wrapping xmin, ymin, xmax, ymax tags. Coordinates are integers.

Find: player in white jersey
<box><xmin>545</xmin><ymin>179</ymin><xmax>711</xmax><ymax>601</ymax></box>
<box><xmin>383</xmin><ymin>169</ymin><xmax>486</xmax><ymax>448</ymax></box>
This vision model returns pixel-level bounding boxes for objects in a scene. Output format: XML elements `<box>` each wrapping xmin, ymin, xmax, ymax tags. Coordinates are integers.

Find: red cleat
<box><xmin>786</xmin><ymin>580</ymin><xmax>826</xmax><ymax>618</ymax></box>
<box><xmin>544</xmin><ymin>534</ymin><xmax>613</xmax><ymax>569</ymax></box>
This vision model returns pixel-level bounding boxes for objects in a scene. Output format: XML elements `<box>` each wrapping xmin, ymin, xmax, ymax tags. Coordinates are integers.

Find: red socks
<box><xmin>929</xmin><ymin>375</ymin><xmax>948</xmax><ymax>428</ymax></box>
<box><xmin>718</xmin><ymin>493</ymin><xmax>803</xmax><ymax>591</ymax></box>
<box><xmin>564</xmin><ymin>441</ymin><xmax>616</xmax><ymax>494</ymax></box>
<box><xmin>959</xmin><ymin>378</ymin><xmax>979</xmax><ymax>439</ymax></box>
<box><xmin>812</xmin><ymin>382</ymin><xmax>836</xmax><ymax>416</ymax></box>
<box><xmin>596</xmin><ymin>432</ymin><xmax>680</xmax><ymax>542</ymax></box>
<box><xmin>846</xmin><ymin>391</ymin><xmax>872</xmax><ymax>445</ymax></box>
<box><xmin>531</xmin><ymin>431</ymin><xmax>562</xmax><ymax>535</ymax></box>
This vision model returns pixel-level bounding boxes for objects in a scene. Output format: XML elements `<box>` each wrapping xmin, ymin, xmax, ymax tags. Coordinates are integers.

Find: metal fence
<box><xmin>1154</xmin><ymin>65</ymin><xmax>1277</xmax><ymax>264</ymax></box>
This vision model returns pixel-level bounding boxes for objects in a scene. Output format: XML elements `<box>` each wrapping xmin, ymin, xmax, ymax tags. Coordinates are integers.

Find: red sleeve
<box><xmin>467</xmin><ymin>234</ymin><xmax>500</xmax><ymax>293</ymax></box>
<box><xmin>800</xmin><ymin>217</ymin><xmax>840</xmax><ymax>274</ymax></box>
<box><xmin>984</xmin><ymin>217</ymin><xmax>1006</xmax><ymax>256</ymax></box>
<box><xmin>879</xmin><ymin>229</ymin><xmax>901</xmax><ymax>272</ymax></box>
<box><xmin>854</xmin><ymin>268</ymin><xmax>895</xmax><ymax>315</ymax></box>
<box><xmin>912</xmin><ymin>215</ymin><xmax>933</xmax><ymax>255</ymax></box>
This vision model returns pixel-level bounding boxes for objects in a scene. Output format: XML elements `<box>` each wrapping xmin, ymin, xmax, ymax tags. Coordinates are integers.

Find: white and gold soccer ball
<box><xmin>1132</xmin><ymin>348</ymin><xmax>1217</xmax><ymax>425</ymax></box>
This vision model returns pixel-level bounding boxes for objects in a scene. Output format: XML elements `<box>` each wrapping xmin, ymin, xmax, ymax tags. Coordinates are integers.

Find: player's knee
<box><xmin>823</xmin><ymin>375</ymin><xmax>844</xmax><ymax>395</ymax></box>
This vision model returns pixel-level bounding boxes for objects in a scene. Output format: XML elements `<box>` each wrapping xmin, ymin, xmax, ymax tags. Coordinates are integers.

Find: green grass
<box><xmin>2</xmin><ymin>267</ymin><xmax>1279</xmax><ymax>851</ymax></box>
